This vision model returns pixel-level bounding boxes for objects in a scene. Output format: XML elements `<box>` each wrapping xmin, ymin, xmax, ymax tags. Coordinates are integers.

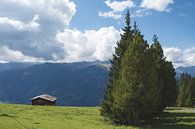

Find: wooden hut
<box><xmin>31</xmin><ymin>94</ymin><xmax>57</xmax><ymax>106</ymax></box>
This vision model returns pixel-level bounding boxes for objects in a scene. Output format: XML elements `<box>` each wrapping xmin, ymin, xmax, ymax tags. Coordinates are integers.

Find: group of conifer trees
<box><xmin>101</xmin><ymin>11</ymin><xmax>177</xmax><ymax>125</ymax></box>
<box><xmin>177</xmin><ymin>73</ymin><xmax>195</xmax><ymax>107</ymax></box>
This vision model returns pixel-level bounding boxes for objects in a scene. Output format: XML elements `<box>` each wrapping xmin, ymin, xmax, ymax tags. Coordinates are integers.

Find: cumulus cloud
<box><xmin>164</xmin><ymin>47</ymin><xmax>195</xmax><ymax>68</ymax></box>
<box><xmin>0</xmin><ymin>0</ymin><xmax>122</xmax><ymax>63</ymax></box>
<box><xmin>0</xmin><ymin>0</ymin><xmax>76</xmax><ymax>62</ymax></box>
<box><xmin>0</xmin><ymin>46</ymin><xmax>43</xmax><ymax>63</ymax></box>
<box><xmin>140</xmin><ymin>0</ymin><xmax>174</xmax><ymax>12</ymax></box>
<box><xmin>104</xmin><ymin>0</ymin><xmax>135</xmax><ymax>12</ymax></box>
<box><xmin>0</xmin><ymin>15</ymin><xmax>40</xmax><ymax>31</ymax></box>
<box><xmin>56</xmin><ymin>26</ymin><xmax>120</xmax><ymax>62</ymax></box>
<box><xmin>132</xmin><ymin>9</ymin><xmax>152</xmax><ymax>17</ymax></box>
<box><xmin>0</xmin><ymin>0</ymin><xmax>192</xmax><ymax>68</ymax></box>
<box><xmin>99</xmin><ymin>0</ymin><xmax>135</xmax><ymax>19</ymax></box>
<box><xmin>98</xmin><ymin>11</ymin><xmax>121</xmax><ymax>20</ymax></box>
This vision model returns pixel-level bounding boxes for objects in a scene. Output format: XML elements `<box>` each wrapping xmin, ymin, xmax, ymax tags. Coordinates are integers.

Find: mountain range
<box><xmin>0</xmin><ymin>62</ymin><xmax>194</xmax><ymax>106</ymax></box>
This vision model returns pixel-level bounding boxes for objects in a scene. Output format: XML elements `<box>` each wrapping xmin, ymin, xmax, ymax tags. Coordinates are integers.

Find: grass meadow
<box><xmin>0</xmin><ymin>104</ymin><xmax>195</xmax><ymax>129</ymax></box>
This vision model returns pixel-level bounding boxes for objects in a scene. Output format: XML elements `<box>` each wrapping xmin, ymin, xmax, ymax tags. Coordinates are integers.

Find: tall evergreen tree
<box><xmin>177</xmin><ymin>73</ymin><xmax>192</xmax><ymax>107</ymax></box>
<box><xmin>192</xmin><ymin>78</ymin><xmax>195</xmax><ymax>106</ymax></box>
<box><xmin>186</xmin><ymin>78</ymin><xmax>194</xmax><ymax>107</ymax></box>
<box><xmin>150</xmin><ymin>36</ymin><xmax>177</xmax><ymax>112</ymax></box>
<box><xmin>102</xmin><ymin>11</ymin><xmax>177</xmax><ymax>125</ymax></box>
<box><xmin>101</xmin><ymin>10</ymin><xmax>133</xmax><ymax>119</ymax></box>
<box><xmin>110</xmin><ymin>23</ymin><xmax>160</xmax><ymax>124</ymax></box>
<box><xmin>161</xmin><ymin>61</ymin><xmax>177</xmax><ymax>106</ymax></box>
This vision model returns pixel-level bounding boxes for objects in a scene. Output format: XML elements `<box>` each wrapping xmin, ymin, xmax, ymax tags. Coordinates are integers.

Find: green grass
<box><xmin>0</xmin><ymin>104</ymin><xmax>195</xmax><ymax>129</ymax></box>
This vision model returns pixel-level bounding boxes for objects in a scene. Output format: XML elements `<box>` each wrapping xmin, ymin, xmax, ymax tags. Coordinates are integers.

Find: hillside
<box><xmin>0</xmin><ymin>62</ymin><xmax>108</xmax><ymax>106</ymax></box>
<box><xmin>0</xmin><ymin>62</ymin><xmax>195</xmax><ymax>106</ymax></box>
<box><xmin>0</xmin><ymin>104</ymin><xmax>195</xmax><ymax>129</ymax></box>
<box><xmin>176</xmin><ymin>66</ymin><xmax>195</xmax><ymax>78</ymax></box>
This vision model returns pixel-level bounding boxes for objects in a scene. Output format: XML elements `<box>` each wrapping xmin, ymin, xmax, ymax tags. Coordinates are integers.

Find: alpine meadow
<box><xmin>0</xmin><ymin>0</ymin><xmax>195</xmax><ymax>129</ymax></box>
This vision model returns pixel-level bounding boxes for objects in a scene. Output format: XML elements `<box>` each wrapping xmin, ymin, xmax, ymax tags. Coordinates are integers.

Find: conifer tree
<box><xmin>110</xmin><ymin>23</ymin><xmax>160</xmax><ymax>124</ymax></box>
<box><xmin>102</xmin><ymin>11</ymin><xmax>177</xmax><ymax>125</ymax></box>
<box><xmin>186</xmin><ymin>78</ymin><xmax>194</xmax><ymax>107</ymax></box>
<box><xmin>177</xmin><ymin>73</ymin><xmax>192</xmax><ymax>107</ymax></box>
<box><xmin>161</xmin><ymin>61</ymin><xmax>177</xmax><ymax>106</ymax></box>
<box><xmin>192</xmin><ymin>78</ymin><xmax>195</xmax><ymax>106</ymax></box>
<box><xmin>101</xmin><ymin>10</ymin><xmax>133</xmax><ymax>119</ymax></box>
<box><xmin>150</xmin><ymin>36</ymin><xmax>177</xmax><ymax>112</ymax></box>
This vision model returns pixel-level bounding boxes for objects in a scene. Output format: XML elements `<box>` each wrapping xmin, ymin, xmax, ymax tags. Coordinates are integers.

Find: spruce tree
<box><xmin>177</xmin><ymin>73</ymin><xmax>192</xmax><ymax>107</ymax></box>
<box><xmin>150</xmin><ymin>35</ymin><xmax>177</xmax><ymax>112</ymax></box>
<box><xmin>110</xmin><ymin>23</ymin><xmax>160</xmax><ymax>124</ymax></box>
<box><xmin>184</xmin><ymin>77</ymin><xmax>195</xmax><ymax>107</ymax></box>
<box><xmin>150</xmin><ymin>35</ymin><xmax>165</xmax><ymax>113</ymax></box>
<box><xmin>192</xmin><ymin>78</ymin><xmax>195</xmax><ymax>106</ymax></box>
<box><xmin>101</xmin><ymin>10</ymin><xmax>133</xmax><ymax>119</ymax></box>
<box><xmin>186</xmin><ymin>78</ymin><xmax>193</xmax><ymax>107</ymax></box>
<box><xmin>162</xmin><ymin>61</ymin><xmax>177</xmax><ymax>106</ymax></box>
<box><xmin>101</xmin><ymin>11</ymin><xmax>177</xmax><ymax>125</ymax></box>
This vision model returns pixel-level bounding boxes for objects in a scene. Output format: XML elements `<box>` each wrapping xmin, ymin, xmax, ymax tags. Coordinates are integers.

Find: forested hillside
<box><xmin>0</xmin><ymin>62</ymin><xmax>108</xmax><ymax>106</ymax></box>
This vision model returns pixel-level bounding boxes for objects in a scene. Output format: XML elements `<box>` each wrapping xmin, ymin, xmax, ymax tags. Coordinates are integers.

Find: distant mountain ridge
<box><xmin>0</xmin><ymin>62</ymin><xmax>108</xmax><ymax>106</ymax></box>
<box><xmin>176</xmin><ymin>66</ymin><xmax>195</xmax><ymax>78</ymax></box>
<box><xmin>0</xmin><ymin>62</ymin><xmax>35</xmax><ymax>72</ymax></box>
<box><xmin>0</xmin><ymin>62</ymin><xmax>194</xmax><ymax>106</ymax></box>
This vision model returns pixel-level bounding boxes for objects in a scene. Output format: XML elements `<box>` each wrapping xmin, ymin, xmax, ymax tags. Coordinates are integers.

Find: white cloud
<box><xmin>0</xmin><ymin>0</ymin><xmax>76</xmax><ymax>26</ymax></box>
<box><xmin>132</xmin><ymin>9</ymin><xmax>152</xmax><ymax>17</ymax></box>
<box><xmin>0</xmin><ymin>46</ymin><xmax>43</xmax><ymax>63</ymax></box>
<box><xmin>0</xmin><ymin>0</ymin><xmax>76</xmax><ymax>62</ymax></box>
<box><xmin>0</xmin><ymin>0</ymin><xmax>122</xmax><ymax>63</ymax></box>
<box><xmin>56</xmin><ymin>26</ymin><xmax>120</xmax><ymax>62</ymax></box>
<box><xmin>104</xmin><ymin>0</ymin><xmax>135</xmax><ymax>12</ymax></box>
<box><xmin>98</xmin><ymin>11</ymin><xmax>121</xmax><ymax>20</ymax></box>
<box><xmin>140</xmin><ymin>0</ymin><xmax>174</xmax><ymax>12</ymax></box>
<box><xmin>164</xmin><ymin>47</ymin><xmax>195</xmax><ymax>68</ymax></box>
<box><xmin>0</xmin><ymin>15</ymin><xmax>40</xmax><ymax>31</ymax></box>
<box><xmin>99</xmin><ymin>0</ymin><xmax>135</xmax><ymax>19</ymax></box>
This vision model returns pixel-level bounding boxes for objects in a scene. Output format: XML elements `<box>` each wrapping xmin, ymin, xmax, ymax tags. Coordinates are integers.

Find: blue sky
<box><xmin>0</xmin><ymin>0</ymin><xmax>194</xmax><ymax>67</ymax></box>
<box><xmin>70</xmin><ymin>0</ymin><xmax>194</xmax><ymax>48</ymax></box>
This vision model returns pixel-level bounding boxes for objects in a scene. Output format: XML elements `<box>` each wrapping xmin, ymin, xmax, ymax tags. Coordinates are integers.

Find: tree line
<box><xmin>101</xmin><ymin>10</ymin><xmax>177</xmax><ymax>125</ymax></box>
<box><xmin>177</xmin><ymin>73</ymin><xmax>195</xmax><ymax>107</ymax></box>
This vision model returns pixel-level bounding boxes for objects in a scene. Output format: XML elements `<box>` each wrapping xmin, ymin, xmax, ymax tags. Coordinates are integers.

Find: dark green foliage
<box><xmin>110</xmin><ymin>23</ymin><xmax>160</xmax><ymax>124</ymax></box>
<box><xmin>161</xmin><ymin>61</ymin><xmax>177</xmax><ymax>107</ymax></box>
<box><xmin>186</xmin><ymin>79</ymin><xmax>193</xmax><ymax>107</ymax></box>
<box><xmin>177</xmin><ymin>73</ymin><xmax>194</xmax><ymax>107</ymax></box>
<box><xmin>150</xmin><ymin>36</ymin><xmax>177</xmax><ymax>112</ymax></box>
<box><xmin>101</xmin><ymin>10</ymin><xmax>133</xmax><ymax>119</ymax></box>
<box><xmin>101</xmin><ymin>11</ymin><xmax>177</xmax><ymax>125</ymax></box>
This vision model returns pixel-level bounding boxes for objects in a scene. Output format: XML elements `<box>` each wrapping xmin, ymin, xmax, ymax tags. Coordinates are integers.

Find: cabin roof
<box><xmin>31</xmin><ymin>94</ymin><xmax>57</xmax><ymax>102</ymax></box>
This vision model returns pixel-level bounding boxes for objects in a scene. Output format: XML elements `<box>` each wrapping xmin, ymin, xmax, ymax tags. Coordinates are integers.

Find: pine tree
<box><xmin>150</xmin><ymin>35</ymin><xmax>177</xmax><ymax>112</ymax></box>
<box><xmin>101</xmin><ymin>11</ymin><xmax>177</xmax><ymax>125</ymax></box>
<box><xmin>150</xmin><ymin>35</ymin><xmax>165</xmax><ymax>113</ymax></box>
<box><xmin>184</xmin><ymin>77</ymin><xmax>195</xmax><ymax>107</ymax></box>
<box><xmin>162</xmin><ymin>61</ymin><xmax>177</xmax><ymax>106</ymax></box>
<box><xmin>177</xmin><ymin>73</ymin><xmax>192</xmax><ymax>107</ymax></box>
<box><xmin>192</xmin><ymin>78</ymin><xmax>195</xmax><ymax>106</ymax></box>
<box><xmin>110</xmin><ymin>23</ymin><xmax>160</xmax><ymax>124</ymax></box>
<box><xmin>101</xmin><ymin>10</ymin><xmax>133</xmax><ymax>119</ymax></box>
<box><xmin>186</xmin><ymin>78</ymin><xmax>193</xmax><ymax>107</ymax></box>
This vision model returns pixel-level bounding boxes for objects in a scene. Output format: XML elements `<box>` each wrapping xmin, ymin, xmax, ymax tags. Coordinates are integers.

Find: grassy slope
<box><xmin>0</xmin><ymin>104</ymin><xmax>195</xmax><ymax>129</ymax></box>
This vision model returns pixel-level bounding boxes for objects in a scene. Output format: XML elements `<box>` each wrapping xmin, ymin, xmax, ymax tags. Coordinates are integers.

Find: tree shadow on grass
<box><xmin>0</xmin><ymin>113</ymin><xmax>16</xmax><ymax>118</ymax></box>
<box><xmin>157</xmin><ymin>112</ymin><xmax>195</xmax><ymax>129</ymax></box>
<box><xmin>130</xmin><ymin>111</ymin><xmax>195</xmax><ymax>129</ymax></box>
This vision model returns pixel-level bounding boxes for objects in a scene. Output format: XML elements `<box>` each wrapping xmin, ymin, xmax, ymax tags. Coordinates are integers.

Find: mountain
<box><xmin>176</xmin><ymin>66</ymin><xmax>195</xmax><ymax>78</ymax></box>
<box><xmin>0</xmin><ymin>62</ymin><xmax>34</xmax><ymax>72</ymax></box>
<box><xmin>0</xmin><ymin>62</ymin><xmax>108</xmax><ymax>106</ymax></box>
<box><xmin>0</xmin><ymin>62</ymin><xmax>194</xmax><ymax>106</ymax></box>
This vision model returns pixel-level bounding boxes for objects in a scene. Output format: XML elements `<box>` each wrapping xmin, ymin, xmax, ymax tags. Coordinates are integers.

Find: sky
<box><xmin>0</xmin><ymin>0</ymin><xmax>194</xmax><ymax>68</ymax></box>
